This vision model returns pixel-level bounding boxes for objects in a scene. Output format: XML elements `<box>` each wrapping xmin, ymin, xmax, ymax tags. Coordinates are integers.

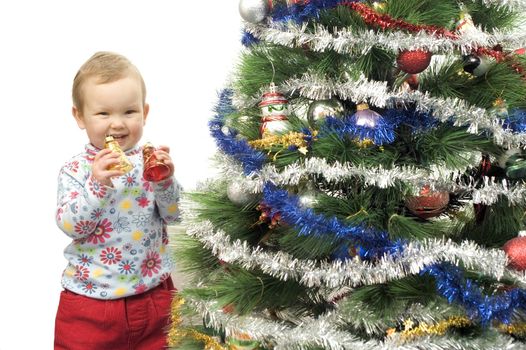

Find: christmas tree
<box><xmin>169</xmin><ymin>1</ymin><xmax>526</xmax><ymax>349</ymax></box>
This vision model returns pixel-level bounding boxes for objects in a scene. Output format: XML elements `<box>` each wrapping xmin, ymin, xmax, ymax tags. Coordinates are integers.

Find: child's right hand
<box><xmin>92</xmin><ymin>148</ymin><xmax>125</xmax><ymax>187</ymax></box>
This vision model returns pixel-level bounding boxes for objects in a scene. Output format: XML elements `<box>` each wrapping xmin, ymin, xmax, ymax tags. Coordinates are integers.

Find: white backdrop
<box><xmin>0</xmin><ymin>1</ymin><xmax>241</xmax><ymax>348</ymax></box>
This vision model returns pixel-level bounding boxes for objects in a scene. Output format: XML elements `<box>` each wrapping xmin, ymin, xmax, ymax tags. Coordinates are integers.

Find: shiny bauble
<box><xmin>396</xmin><ymin>50</ymin><xmax>432</xmax><ymax>74</ymax></box>
<box><xmin>351</xmin><ymin>103</ymin><xmax>382</xmax><ymax>128</ymax></box>
<box><xmin>298</xmin><ymin>190</ymin><xmax>318</xmax><ymax>208</ymax></box>
<box><xmin>227</xmin><ymin>182</ymin><xmax>257</xmax><ymax>206</ymax></box>
<box><xmin>462</xmin><ymin>54</ymin><xmax>491</xmax><ymax>77</ymax></box>
<box><xmin>239</xmin><ymin>0</ymin><xmax>270</xmax><ymax>23</ymax></box>
<box><xmin>499</xmin><ymin>149</ymin><xmax>526</xmax><ymax>179</ymax></box>
<box><xmin>307</xmin><ymin>99</ymin><xmax>344</xmax><ymax>126</ymax></box>
<box><xmin>405</xmin><ymin>185</ymin><xmax>450</xmax><ymax>219</ymax></box>
<box><xmin>503</xmin><ymin>236</ymin><xmax>526</xmax><ymax>271</ymax></box>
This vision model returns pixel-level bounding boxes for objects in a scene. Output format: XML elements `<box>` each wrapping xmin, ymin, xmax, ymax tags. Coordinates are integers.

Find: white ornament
<box><xmin>227</xmin><ymin>182</ymin><xmax>256</xmax><ymax>206</ymax></box>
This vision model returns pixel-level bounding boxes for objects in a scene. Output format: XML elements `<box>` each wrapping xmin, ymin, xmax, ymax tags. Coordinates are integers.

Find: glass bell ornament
<box><xmin>104</xmin><ymin>135</ymin><xmax>133</xmax><ymax>174</ymax></box>
<box><xmin>142</xmin><ymin>142</ymin><xmax>171</xmax><ymax>182</ymax></box>
<box><xmin>351</xmin><ymin>103</ymin><xmax>382</xmax><ymax>128</ymax></box>
<box><xmin>259</xmin><ymin>82</ymin><xmax>290</xmax><ymax>137</ymax></box>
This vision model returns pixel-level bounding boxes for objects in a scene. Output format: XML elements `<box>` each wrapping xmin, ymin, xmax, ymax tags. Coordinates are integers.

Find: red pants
<box><xmin>54</xmin><ymin>278</ymin><xmax>175</xmax><ymax>350</ymax></box>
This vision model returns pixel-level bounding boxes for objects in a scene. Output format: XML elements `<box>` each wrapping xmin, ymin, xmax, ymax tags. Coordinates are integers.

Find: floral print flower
<box><xmin>132</xmin><ymin>213</ymin><xmax>151</xmax><ymax>227</ymax></box>
<box><xmin>100</xmin><ymin>247</ymin><xmax>122</xmax><ymax>265</ymax></box>
<box><xmin>88</xmin><ymin>177</ymin><xmax>107</xmax><ymax>198</ymax></box>
<box><xmin>90</xmin><ymin>208</ymin><xmax>105</xmax><ymax>220</ymax></box>
<box><xmin>118</xmin><ymin>260</ymin><xmax>136</xmax><ymax>275</ymax></box>
<box><xmin>140</xmin><ymin>251</ymin><xmax>161</xmax><ymax>277</ymax></box>
<box><xmin>75</xmin><ymin>265</ymin><xmax>89</xmax><ymax>281</ymax></box>
<box><xmin>134</xmin><ymin>283</ymin><xmax>148</xmax><ymax>294</ymax></box>
<box><xmin>142</xmin><ymin>181</ymin><xmax>153</xmax><ymax>193</ymax></box>
<box><xmin>86</xmin><ymin>218</ymin><xmax>112</xmax><ymax>244</ymax></box>
<box><xmin>82</xmin><ymin>281</ymin><xmax>97</xmax><ymax>295</ymax></box>
<box><xmin>136</xmin><ymin>196</ymin><xmax>150</xmax><ymax>208</ymax></box>
<box><xmin>66</xmin><ymin>160</ymin><xmax>79</xmax><ymax>173</ymax></box>
<box><xmin>122</xmin><ymin>174</ymin><xmax>138</xmax><ymax>188</ymax></box>
<box><xmin>77</xmin><ymin>254</ymin><xmax>93</xmax><ymax>266</ymax></box>
<box><xmin>74</xmin><ymin>220</ymin><xmax>96</xmax><ymax>235</ymax></box>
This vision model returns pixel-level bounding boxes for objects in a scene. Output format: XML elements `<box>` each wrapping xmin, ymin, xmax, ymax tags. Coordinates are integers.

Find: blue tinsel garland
<box><xmin>209</xmin><ymin>89</ymin><xmax>266</xmax><ymax>174</ymax></box>
<box><xmin>271</xmin><ymin>0</ymin><xmax>361</xmax><ymax>23</ymax></box>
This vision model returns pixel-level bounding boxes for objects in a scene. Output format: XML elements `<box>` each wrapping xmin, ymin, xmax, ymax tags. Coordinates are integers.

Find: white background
<box><xmin>0</xmin><ymin>1</ymin><xmax>241</xmax><ymax>348</ymax></box>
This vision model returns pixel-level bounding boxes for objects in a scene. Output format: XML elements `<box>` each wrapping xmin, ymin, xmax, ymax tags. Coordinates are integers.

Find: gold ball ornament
<box><xmin>405</xmin><ymin>185</ymin><xmax>450</xmax><ymax>219</ymax></box>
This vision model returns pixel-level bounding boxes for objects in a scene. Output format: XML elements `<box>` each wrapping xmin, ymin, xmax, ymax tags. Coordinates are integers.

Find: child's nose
<box><xmin>109</xmin><ymin>116</ymin><xmax>126</xmax><ymax>128</ymax></box>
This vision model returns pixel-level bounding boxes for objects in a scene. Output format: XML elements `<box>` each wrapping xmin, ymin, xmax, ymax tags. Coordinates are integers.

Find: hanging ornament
<box><xmin>474</xmin><ymin>154</ymin><xmax>491</xmax><ymax>223</ymax></box>
<box><xmin>491</xmin><ymin>98</ymin><xmax>509</xmax><ymax>119</ymax></box>
<box><xmin>227</xmin><ymin>181</ymin><xmax>257</xmax><ymax>206</ymax></box>
<box><xmin>462</xmin><ymin>54</ymin><xmax>491</xmax><ymax>77</ymax></box>
<box><xmin>306</xmin><ymin>99</ymin><xmax>344</xmax><ymax>127</ymax></box>
<box><xmin>499</xmin><ymin>148</ymin><xmax>526</xmax><ymax>179</ymax></box>
<box><xmin>396</xmin><ymin>50</ymin><xmax>432</xmax><ymax>74</ymax></box>
<box><xmin>503</xmin><ymin>232</ymin><xmax>526</xmax><ymax>271</ymax></box>
<box><xmin>405</xmin><ymin>185</ymin><xmax>450</xmax><ymax>219</ymax></box>
<box><xmin>351</xmin><ymin>103</ymin><xmax>382</xmax><ymax>128</ymax></box>
<box><xmin>455</xmin><ymin>9</ymin><xmax>477</xmax><ymax>36</ymax></box>
<box><xmin>239</xmin><ymin>0</ymin><xmax>270</xmax><ymax>23</ymax></box>
<box><xmin>372</xmin><ymin>1</ymin><xmax>387</xmax><ymax>12</ymax></box>
<box><xmin>286</xmin><ymin>0</ymin><xmax>309</xmax><ymax>5</ymax></box>
<box><xmin>515</xmin><ymin>48</ymin><xmax>526</xmax><ymax>55</ymax></box>
<box><xmin>298</xmin><ymin>187</ymin><xmax>318</xmax><ymax>208</ymax></box>
<box><xmin>227</xmin><ymin>332</ymin><xmax>261</xmax><ymax>350</ymax></box>
<box><xmin>400</xmin><ymin>74</ymin><xmax>419</xmax><ymax>91</ymax></box>
<box><xmin>259</xmin><ymin>82</ymin><xmax>291</xmax><ymax>137</ymax></box>
<box><xmin>257</xmin><ymin>202</ymin><xmax>281</xmax><ymax>229</ymax></box>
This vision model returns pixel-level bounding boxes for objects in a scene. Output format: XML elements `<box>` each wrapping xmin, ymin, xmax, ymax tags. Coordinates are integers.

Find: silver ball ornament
<box><xmin>239</xmin><ymin>0</ymin><xmax>270</xmax><ymax>23</ymax></box>
<box><xmin>307</xmin><ymin>99</ymin><xmax>344</xmax><ymax>126</ymax></box>
<box><xmin>227</xmin><ymin>182</ymin><xmax>256</xmax><ymax>206</ymax></box>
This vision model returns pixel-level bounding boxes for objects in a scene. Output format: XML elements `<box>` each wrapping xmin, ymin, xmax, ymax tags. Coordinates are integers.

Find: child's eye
<box><xmin>97</xmin><ymin>112</ymin><xmax>109</xmax><ymax>116</ymax></box>
<box><xmin>125</xmin><ymin>110</ymin><xmax>137</xmax><ymax>115</ymax></box>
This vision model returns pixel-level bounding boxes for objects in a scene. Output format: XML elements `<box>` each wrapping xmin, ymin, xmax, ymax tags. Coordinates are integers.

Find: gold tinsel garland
<box><xmin>248</xmin><ymin>131</ymin><xmax>317</xmax><ymax>155</ymax></box>
<box><xmin>168</xmin><ymin>294</ymin><xmax>225</xmax><ymax>350</ymax></box>
<box><xmin>386</xmin><ymin>316</ymin><xmax>472</xmax><ymax>340</ymax></box>
<box><xmin>499</xmin><ymin>322</ymin><xmax>526</xmax><ymax>338</ymax></box>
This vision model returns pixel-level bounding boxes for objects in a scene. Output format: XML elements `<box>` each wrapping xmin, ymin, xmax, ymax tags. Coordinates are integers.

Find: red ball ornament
<box><xmin>503</xmin><ymin>236</ymin><xmax>526</xmax><ymax>271</ymax></box>
<box><xmin>397</xmin><ymin>50</ymin><xmax>432</xmax><ymax>74</ymax></box>
<box><xmin>405</xmin><ymin>185</ymin><xmax>449</xmax><ymax>219</ymax></box>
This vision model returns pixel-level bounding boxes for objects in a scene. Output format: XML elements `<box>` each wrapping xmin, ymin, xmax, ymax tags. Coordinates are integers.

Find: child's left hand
<box><xmin>154</xmin><ymin>145</ymin><xmax>175</xmax><ymax>179</ymax></box>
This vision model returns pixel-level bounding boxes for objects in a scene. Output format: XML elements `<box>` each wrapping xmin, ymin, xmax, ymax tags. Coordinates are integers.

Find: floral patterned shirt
<box><xmin>56</xmin><ymin>143</ymin><xmax>181</xmax><ymax>299</ymax></box>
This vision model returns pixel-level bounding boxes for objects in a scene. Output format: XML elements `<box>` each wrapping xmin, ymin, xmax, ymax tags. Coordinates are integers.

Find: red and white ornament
<box><xmin>397</xmin><ymin>50</ymin><xmax>432</xmax><ymax>74</ymax></box>
<box><xmin>503</xmin><ymin>232</ymin><xmax>526</xmax><ymax>271</ymax></box>
<box><xmin>259</xmin><ymin>82</ymin><xmax>290</xmax><ymax>137</ymax></box>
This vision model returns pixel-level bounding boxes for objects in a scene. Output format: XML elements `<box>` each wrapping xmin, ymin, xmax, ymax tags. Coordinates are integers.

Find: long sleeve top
<box><xmin>56</xmin><ymin>143</ymin><xmax>181</xmax><ymax>299</ymax></box>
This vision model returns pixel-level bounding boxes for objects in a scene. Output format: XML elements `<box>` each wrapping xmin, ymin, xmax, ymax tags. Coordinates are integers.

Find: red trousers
<box><xmin>54</xmin><ymin>278</ymin><xmax>175</xmax><ymax>350</ymax></box>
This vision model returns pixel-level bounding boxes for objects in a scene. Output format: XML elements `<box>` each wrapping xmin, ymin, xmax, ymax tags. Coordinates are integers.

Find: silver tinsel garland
<box><xmin>183</xmin><ymin>296</ymin><xmax>524</xmax><ymax>350</ymax></box>
<box><xmin>244</xmin><ymin>21</ymin><xmax>526</xmax><ymax>56</ymax></box>
<box><xmin>216</xmin><ymin>154</ymin><xmax>526</xmax><ymax>205</ymax></box>
<box><xmin>183</xmin><ymin>220</ymin><xmax>526</xmax><ymax>289</ymax></box>
<box><xmin>232</xmin><ymin>73</ymin><xmax>526</xmax><ymax>148</ymax></box>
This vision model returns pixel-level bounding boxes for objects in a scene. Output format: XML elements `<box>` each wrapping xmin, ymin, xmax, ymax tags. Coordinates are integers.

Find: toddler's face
<box><xmin>73</xmin><ymin>75</ymin><xmax>148</xmax><ymax>151</ymax></box>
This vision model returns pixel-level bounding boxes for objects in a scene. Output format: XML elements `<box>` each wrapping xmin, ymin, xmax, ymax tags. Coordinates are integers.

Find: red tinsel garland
<box><xmin>344</xmin><ymin>2</ymin><xmax>457</xmax><ymax>39</ymax></box>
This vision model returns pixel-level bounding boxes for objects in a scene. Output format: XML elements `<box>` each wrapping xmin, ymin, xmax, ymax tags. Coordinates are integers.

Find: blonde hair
<box><xmin>72</xmin><ymin>51</ymin><xmax>147</xmax><ymax>113</ymax></box>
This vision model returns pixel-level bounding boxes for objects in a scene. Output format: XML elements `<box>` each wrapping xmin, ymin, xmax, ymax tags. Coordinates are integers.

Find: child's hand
<box><xmin>92</xmin><ymin>148</ymin><xmax>124</xmax><ymax>187</ymax></box>
<box><xmin>154</xmin><ymin>145</ymin><xmax>175</xmax><ymax>179</ymax></box>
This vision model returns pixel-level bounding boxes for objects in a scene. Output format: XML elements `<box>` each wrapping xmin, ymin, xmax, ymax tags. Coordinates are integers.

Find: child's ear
<box><xmin>143</xmin><ymin>103</ymin><xmax>150</xmax><ymax>125</ymax></box>
<box><xmin>72</xmin><ymin>106</ymin><xmax>86</xmax><ymax>129</ymax></box>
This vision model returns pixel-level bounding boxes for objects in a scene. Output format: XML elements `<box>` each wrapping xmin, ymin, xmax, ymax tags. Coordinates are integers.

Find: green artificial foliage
<box><xmin>172</xmin><ymin>1</ymin><xmax>526</xmax><ymax>348</ymax></box>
